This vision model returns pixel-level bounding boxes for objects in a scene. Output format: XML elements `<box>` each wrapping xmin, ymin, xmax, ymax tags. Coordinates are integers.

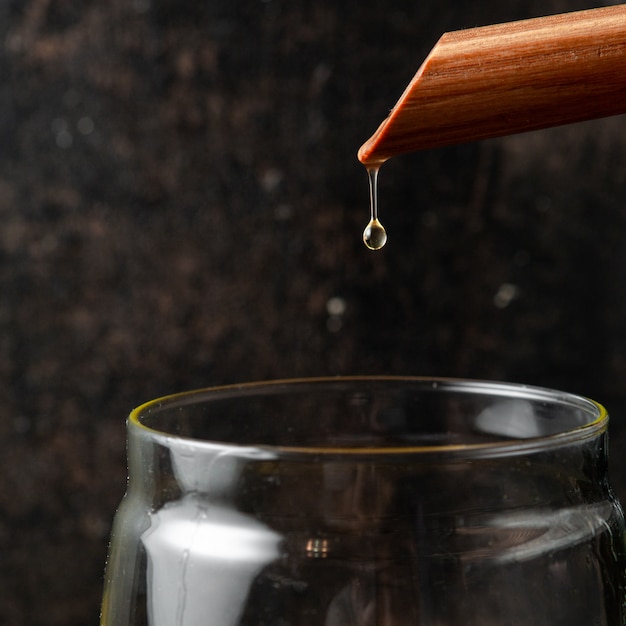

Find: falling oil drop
<box><xmin>363</xmin><ymin>166</ymin><xmax>387</xmax><ymax>250</ymax></box>
<box><xmin>363</xmin><ymin>219</ymin><xmax>387</xmax><ymax>250</ymax></box>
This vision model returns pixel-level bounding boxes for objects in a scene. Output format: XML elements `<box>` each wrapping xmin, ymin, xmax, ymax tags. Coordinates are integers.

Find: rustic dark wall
<box><xmin>2</xmin><ymin>0</ymin><xmax>626</xmax><ymax>623</ymax></box>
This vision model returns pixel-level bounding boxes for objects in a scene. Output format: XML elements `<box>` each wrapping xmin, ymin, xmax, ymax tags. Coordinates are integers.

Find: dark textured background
<box><xmin>2</xmin><ymin>0</ymin><xmax>626</xmax><ymax>623</ymax></box>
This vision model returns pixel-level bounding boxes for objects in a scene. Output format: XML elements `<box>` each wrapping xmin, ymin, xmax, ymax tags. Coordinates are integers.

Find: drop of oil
<box><xmin>363</xmin><ymin>166</ymin><xmax>387</xmax><ymax>250</ymax></box>
<box><xmin>363</xmin><ymin>219</ymin><xmax>387</xmax><ymax>250</ymax></box>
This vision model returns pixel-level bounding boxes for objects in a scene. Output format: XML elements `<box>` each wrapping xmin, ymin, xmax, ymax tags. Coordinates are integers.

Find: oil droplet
<box><xmin>363</xmin><ymin>166</ymin><xmax>387</xmax><ymax>250</ymax></box>
<box><xmin>363</xmin><ymin>219</ymin><xmax>387</xmax><ymax>250</ymax></box>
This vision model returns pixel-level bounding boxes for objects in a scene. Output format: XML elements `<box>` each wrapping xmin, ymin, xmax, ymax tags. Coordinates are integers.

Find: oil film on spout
<box><xmin>100</xmin><ymin>377</ymin><xmax>626</xmax><ymax>626</ymax></box>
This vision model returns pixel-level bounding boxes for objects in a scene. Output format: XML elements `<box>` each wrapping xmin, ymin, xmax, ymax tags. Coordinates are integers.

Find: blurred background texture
<box><xmin>2</xmin><ymin>0</ymin><xmax>626</xmax><ymax>622</ymax></box>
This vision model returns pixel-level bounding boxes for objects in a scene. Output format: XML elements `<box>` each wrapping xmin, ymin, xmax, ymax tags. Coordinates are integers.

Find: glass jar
<box><xmin>101</xmin><ymin>377</ymin><xmax>626</xmax><ymax>625</ymax></box>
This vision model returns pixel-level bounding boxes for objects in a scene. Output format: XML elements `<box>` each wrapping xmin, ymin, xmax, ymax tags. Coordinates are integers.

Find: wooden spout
<box><xmin>358</xmin><ymin>4</ymin><xmax>626</xmax><ymax>166</ymax></box>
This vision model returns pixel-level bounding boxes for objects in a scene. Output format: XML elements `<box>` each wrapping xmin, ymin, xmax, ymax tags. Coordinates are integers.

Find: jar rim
<box><xmin>128</xmin><ymin>376</ymin><xmax>607</xmax><ymax>458</ymax></box>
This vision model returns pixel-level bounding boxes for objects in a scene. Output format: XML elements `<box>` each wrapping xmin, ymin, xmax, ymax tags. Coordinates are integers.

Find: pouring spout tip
<box><xmin>357</xmin><ymin>141</ymin><xmax>388</xmax><ymax>168</ymax></box>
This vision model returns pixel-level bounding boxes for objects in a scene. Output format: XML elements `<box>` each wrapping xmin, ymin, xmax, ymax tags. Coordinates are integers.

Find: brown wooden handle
<box><xmin>358</xmin><ymin>5</ymin><xmax>626</xmax><ymax>165</ymax></box>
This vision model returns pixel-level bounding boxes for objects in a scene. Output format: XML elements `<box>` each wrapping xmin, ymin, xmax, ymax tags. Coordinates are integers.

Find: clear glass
<box><xmin>101</xmin><ymin>377</ymin><xmax>626</xmax><ymax>626</ymax></box>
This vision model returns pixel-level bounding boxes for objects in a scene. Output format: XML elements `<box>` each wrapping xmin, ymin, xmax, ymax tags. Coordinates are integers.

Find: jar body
<box><xmin>101</xmin><ymin>377</ymin><xmax>626</xmax><ymax>626</ymax></box>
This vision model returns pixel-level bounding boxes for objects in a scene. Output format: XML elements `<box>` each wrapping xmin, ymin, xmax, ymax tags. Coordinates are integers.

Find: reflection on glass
<box><xmin>101</xmin><ymin>377</ymin><xmax>626</xmax><ymax>626</ymax></box>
